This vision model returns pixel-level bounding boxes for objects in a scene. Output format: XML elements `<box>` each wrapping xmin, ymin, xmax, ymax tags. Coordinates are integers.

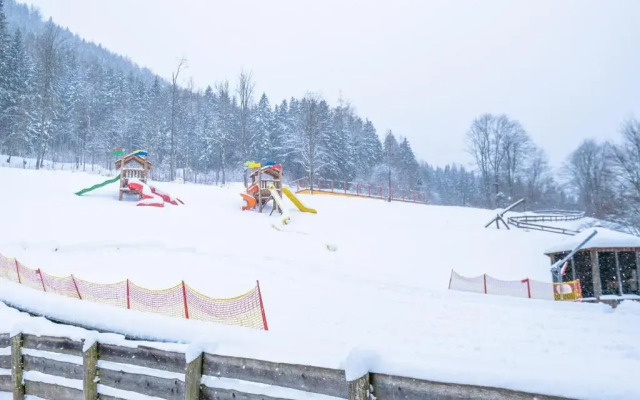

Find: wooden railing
<box><xmin>0</xmin><ymin>332</ymin><xmax>573</xmax><ymax>400</ymax></box>
<box><xmin>507</xmin><ymin>211</ymin><xmax>584</xmax><ymax>236</ymax></box>
<box><xmin>291</xmin><ymin>178</ymin><xmax>427</xmax><ymax>204</ymax></box>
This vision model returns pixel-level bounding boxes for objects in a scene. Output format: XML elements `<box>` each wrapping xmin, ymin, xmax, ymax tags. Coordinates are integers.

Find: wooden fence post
<box><xmin>185</xmin><ymin>353</ymin><xmax>203</xmax><ymax>400</ymax></box>
<box><xmin>11</xmin><ymin>334</ymin><xmax>23</xmax><ymax>400</ymax></box>
<box><xmin>83</xmin><ymin>341</ymin><xmax>98</xmax><ymax>400</ymax></box>
<box><xmin>348</xmin><ymin>373</ymin><xmax>370</xmax><ymax>400</ymax></box>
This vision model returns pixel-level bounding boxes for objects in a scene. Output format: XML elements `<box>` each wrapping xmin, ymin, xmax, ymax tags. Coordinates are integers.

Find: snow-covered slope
<box><xmin>1</xmin><ymin>167</ymin><xmax>639</xmax><ymax>399</ymax></box>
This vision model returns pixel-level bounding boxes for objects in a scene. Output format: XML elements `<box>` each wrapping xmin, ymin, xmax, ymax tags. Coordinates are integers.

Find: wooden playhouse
<box><xmin>244</xmin><ymin>163</ymin><xmax>283</xmax><ymax>212</ymax></box>
<box><xmin>115</xmin><ymin>153</ymin><xmax>153</xmax><ymax>200</ymax></box>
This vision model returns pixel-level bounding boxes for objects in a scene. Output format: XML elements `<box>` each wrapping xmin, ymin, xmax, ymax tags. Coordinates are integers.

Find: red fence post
<box><xmin>181</xmin><ymin>281</ymin><xmax>190</xmax><ymax>319</ymax></box>
<box><xmin>126</xmin><ymin>279</ymin><xmax>131</xmax><ymax>309</ymax></box>
<box><xmin>522</xmin><ymin>278</ymin><xmax>531</xmax><ymax>298</ymax></box>
<box><xmin>37</xmin><ymin>269</ymin><xmax>46</xmax><ymax>292</ymax></box>
<box><xmin>14</xmin><ymin>259</ymin><xmax>21</xmax><ymax>284</ymax></box>
<box><xmin>483</xmin><ymin>274</ymin><xmax>488</xmax><ymax>294</ymax></box>
<box><xmin>71</xmin><ymin>275</ymin><xmax>82</xmax><ymax>299</ymax></box>
<box><xmin>256</xmin><ymin>280</ymin><xmax>269</xmax><ymax>331</ymax></box>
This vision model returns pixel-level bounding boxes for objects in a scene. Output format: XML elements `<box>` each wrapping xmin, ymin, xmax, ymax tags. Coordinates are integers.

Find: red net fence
<box><xmin>291</xmin><ymin>177</ymin><xmax>428</xmax><ymax>204</ymax></box>
<box><xmin>0</xmin><ymin>253</ymin><xmax>268</xmax><ymax>330</ymax></box>
<box><xmin>448</xmin><ymin>270</ymin><xmax>583</xmax><ymax>301</ymax></box>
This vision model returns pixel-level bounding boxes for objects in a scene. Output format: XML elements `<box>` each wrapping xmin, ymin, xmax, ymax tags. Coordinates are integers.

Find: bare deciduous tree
<box><xmin>612</xmin><ymin>119</ymin><xmax>640</xmax><ymax>230</ymax></box>
<box><xmin>33</xmin><ymin>20</ymin><xmax>63</xmax><ymax>169</ymax></box>
<box><xmin>565</xmin><ymin>139</ymin><xmax>615</xmax><ymax>218</ymax></box>
<box><xmin>286</xmin><ymin>93</ymin><xmax>329</xmax><ymax>193</ymax></box>
<box><xmin>170</xmin><ymin>57</ymin><xmax>187</xmax><ymax>181</ymax></box>
<box><xmin>237</xmin><ymin>70</ymin><xmax>255</xmax><ymax>163</ymax></box>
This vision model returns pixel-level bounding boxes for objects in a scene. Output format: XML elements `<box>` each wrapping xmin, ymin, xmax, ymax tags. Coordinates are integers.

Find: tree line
<box><xmin>0</xmin><ymin>0</ymin><xmax>638</xmax><ymax>232</ymax></box>
<box><xmin>0</xmin><ymin>0</ymin><xmax>419</xmax><ymax>191</ymax></box>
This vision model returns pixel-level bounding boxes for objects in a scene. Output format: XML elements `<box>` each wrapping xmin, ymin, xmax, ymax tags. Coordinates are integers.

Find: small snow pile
<box><xmin>185</xmin><ymin>337</ymin><xmax>216</xmax><ymax>364</ymax></box>
<box><xmin>341</xmin><ymin>348</ymin><xmax>380</xmax><ymax>381</ymax></box>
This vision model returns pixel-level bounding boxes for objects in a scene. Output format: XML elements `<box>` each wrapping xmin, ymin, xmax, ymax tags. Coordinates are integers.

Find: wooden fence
<box><xmin>507</xmin><ymin>212</ymin><xmax>584</xmax><ymax>236</ymax></box>
<box><xmin>0</xmin><ymin>332</ymin><xmax>575</xmax><ymax>400</ymax></box>
<box><xmin>291</xmin><ymin>178</ymin><xmax>428</xmax><ymax>204</ymax></box>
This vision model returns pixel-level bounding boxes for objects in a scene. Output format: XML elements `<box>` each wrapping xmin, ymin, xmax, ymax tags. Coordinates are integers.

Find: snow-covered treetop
<box><xmin>545</xmin><ymin>228</ymin><xmax>640</xmax><ymax>255</ymax></box>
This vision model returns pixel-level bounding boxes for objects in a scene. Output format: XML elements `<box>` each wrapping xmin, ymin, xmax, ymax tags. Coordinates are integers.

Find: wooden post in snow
<box><xmin>185</xmin><ymin>353</ymin><xmax>203</xmax><ymax>400</ymax></box>
<box><xmin>348</xmin><ymin>373</ymin><xmax>370</xmax><ymax>400</ymax></box>
<box><xmin>83</xmin><ymin>341</ymin><xmax>98</xmax><ymax>400</ymax></box>
<box><xmin>11</xmin><ymin>334</ymin><xmax>23</xmax><ymax>400</ymax></box>
<box><xmin>484</xmin><ymin>198</ymin><xmax>525</xmax><ymax>229</ymax></box>
<box><xmin>591</xmin><ymin>250</ymin><xmax>602</xmax><ymax>299</ymax></box>
<box><xmin>615</xmin><ymin>251</ymin><xmax>624</xmax><ymax>296</ymax></box>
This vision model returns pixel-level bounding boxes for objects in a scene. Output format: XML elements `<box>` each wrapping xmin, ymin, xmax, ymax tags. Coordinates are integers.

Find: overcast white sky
<box><xmin>17</xmin><ymin>0</ymin><xmax>640</xmax><ymax>169</ymax></box>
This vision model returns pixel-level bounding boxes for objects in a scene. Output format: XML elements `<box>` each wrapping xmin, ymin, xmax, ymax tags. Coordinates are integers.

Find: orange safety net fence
<box><xmin>0</xmin><ymin>253</ymin><xmax>268</xmax><ymax>330</ymax></box>
<box><xmin>448</xmin><ymin>270</ymin><xmax>582</xmax><ymax>301</ymax></box>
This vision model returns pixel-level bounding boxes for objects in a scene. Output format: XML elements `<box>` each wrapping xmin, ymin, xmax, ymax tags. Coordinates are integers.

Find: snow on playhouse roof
<box><xmin>544</xmin><ymin>228</ymin><xmax>640</xmax><ymax>255</ymax></box>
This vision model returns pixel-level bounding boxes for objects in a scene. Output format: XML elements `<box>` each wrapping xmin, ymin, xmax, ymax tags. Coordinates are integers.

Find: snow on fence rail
<box><xmin>448</xmin><ymin>270</ymin><xmax>583</xmax><ymax>301</ymax></box>
<box><xmin>292</xmin><ymin>177</ymin><xmax>428</xmax><ymax>204</ymax></box>
<box><xmin>0</xmin><ymin>253</ymin><xmax>268</xmax><ymax>330</ymax></box>
<box><xmin>0</xmin><ymin>332</ymin><xmax>573</xmax><ymax>400</ymax></box>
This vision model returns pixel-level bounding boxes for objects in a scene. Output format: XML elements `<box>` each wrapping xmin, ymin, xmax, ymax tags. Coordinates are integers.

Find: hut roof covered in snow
<box><xmin>544</xmin><ymin>228</ymin><xmax>640</xmax><ymax>255</ymax></box>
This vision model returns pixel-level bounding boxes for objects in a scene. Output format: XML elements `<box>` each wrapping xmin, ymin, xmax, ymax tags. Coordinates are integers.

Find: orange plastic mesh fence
<box><xmin>129</xmin><ymin>281</ymin><xmax>186</xmax><ymax>318</ymax></box>
<box><xmin>0</xmin><ymin>253</ymin><xmax>268</xmax><ymax>330</ymax></box>
<box><xmin>185</xmin><ymin>283</ymin><xmax>266</xmax><ymax>329</ymax></box>
<box><xmin>0</xmin><ymin>254</ymin><xmax>19</xmax><ymax>282</ymax></box>
<box><xmin>40</xmin><ymin>271</ymin><xmax>81</xmax><ymax>299</ymax></box>
<box><xmin>449</xmin><ymin>270</ymin><xmax>563</xmax><ymax>301</ymax></box>
<box><xmin>74</xmin><ymin>277</ymin><xmax>128</xmax><ymax>308</ymax></box>
<box><xmin>16</xmin><ymin>261</ymin><xmax>45</xmax><ymax>291</ymax></box>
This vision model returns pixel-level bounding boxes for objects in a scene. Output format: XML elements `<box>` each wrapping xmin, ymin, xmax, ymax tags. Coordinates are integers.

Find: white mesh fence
<box><xmin>449</xmin><ymin>270</ymin><xmax>555</xmax><ymax>300</ymax></box>
<box><xmin>448</xmin><ymin>270</ymin><xmax>485</xmax><ymax>294</ymax></box>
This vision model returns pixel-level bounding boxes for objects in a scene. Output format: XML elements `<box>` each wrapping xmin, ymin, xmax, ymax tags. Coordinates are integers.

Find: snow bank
<box><xmin>1</xmin><ymin>167</ymin><xmax>640</xmax><ymax>399</ymax></box>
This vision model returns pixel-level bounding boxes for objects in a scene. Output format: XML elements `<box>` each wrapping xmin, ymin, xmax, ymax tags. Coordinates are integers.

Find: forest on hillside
<box><xmin>0</xmin><ymin>0</ymin><xmax>639</xmax><ymax>232</ymax></box>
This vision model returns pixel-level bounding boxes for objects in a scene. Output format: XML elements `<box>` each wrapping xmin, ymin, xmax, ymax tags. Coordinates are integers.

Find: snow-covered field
<box><xmin>1</xmin><ymin>166</ymin><xmax>639</xmax><ymax>399</ymax></box>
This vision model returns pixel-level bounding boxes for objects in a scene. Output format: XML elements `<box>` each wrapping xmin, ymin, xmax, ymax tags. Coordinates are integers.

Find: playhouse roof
<box><xmin>115</xmin><ymin>154</ymin><xmax>153</xmax><ymax>170</ymax></box>
<box><xmin>544</xmin><ymin>228</ymin><xmax>640</xmax><ymax>255</ymax></box>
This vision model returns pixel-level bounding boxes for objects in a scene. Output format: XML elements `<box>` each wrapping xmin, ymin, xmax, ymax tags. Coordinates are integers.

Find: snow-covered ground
<box><xmin>1</xmin><ymin>167</ymin><xmax>639</xmax><ymax>399</ymax></box>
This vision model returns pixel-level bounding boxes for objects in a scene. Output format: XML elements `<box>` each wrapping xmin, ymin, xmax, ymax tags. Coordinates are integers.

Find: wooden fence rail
<box><xmin>0</xmin><ymin>331</ymin><xmax>575</xmax><ymax>400</ymax></box>
<box><xmin>507</xmin><ymin>212</ymin><xmax>584</xmax><ymax>236</ymax></box>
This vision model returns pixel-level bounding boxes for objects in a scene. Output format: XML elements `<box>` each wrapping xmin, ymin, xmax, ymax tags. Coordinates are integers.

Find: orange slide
<box><xmin>240</xmin><ymin>193</ymin><xmax>257</xmax><ymax>210</ymax></box>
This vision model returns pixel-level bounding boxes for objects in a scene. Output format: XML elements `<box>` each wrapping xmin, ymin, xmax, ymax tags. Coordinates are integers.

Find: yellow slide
<box><xmin>282</xmin><ymin>187</ymin><xmax>317</xmax><ymax>214</ymax></box>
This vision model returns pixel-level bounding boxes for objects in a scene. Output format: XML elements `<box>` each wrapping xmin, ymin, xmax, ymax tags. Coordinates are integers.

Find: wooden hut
<box><xmin>115</xmin><ymin>153</ymin><xmax>153</xmax><ymax>200</ymax></box>
<box><xmin>545</xmin><ymin>228</ymin><xmax>640</xmax><ymax>300</ymax></box>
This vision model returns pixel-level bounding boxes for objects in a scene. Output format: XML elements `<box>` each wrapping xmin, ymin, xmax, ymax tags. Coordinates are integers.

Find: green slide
<box><xmin>75</xmin><ymin>174</ymin><xmax>121</xmax><ymax>196</ymax></box>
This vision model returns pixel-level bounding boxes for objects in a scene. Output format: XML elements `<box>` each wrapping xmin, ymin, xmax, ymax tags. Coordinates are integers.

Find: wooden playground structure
<box><xmin>240</xmin><ymin>163</ymin><xmax>317</xmax><ymax>215</ymax></box>
<box><xmin>115</xmin><ymin>152</ymin><xmax>152</xmax><ymax>201</ymax></box>
<box><xmin>242</xmin><ymin>163</ymin><xmax>284</xmax><ymax>213</ymax></box>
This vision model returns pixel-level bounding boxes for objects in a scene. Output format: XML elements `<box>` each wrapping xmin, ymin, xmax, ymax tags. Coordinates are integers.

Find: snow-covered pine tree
<box><xmin>251</xmin><ymin>92</ymin><xmax>273</xmax><ymax>164</ymax></box>
<box><xmin>2</xmin><ymin>29</ymin><xmax>33</xmax><ymax>161</ymax></box>
<box><xmin>0</xmin><ymin>0</ymin><xmax>11</xmax><ymax>148</ymax></box>
<box><xmin>397</xmin><ymin>137</ymin><xmax>420</xmax><ymax>191</ymax></box>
